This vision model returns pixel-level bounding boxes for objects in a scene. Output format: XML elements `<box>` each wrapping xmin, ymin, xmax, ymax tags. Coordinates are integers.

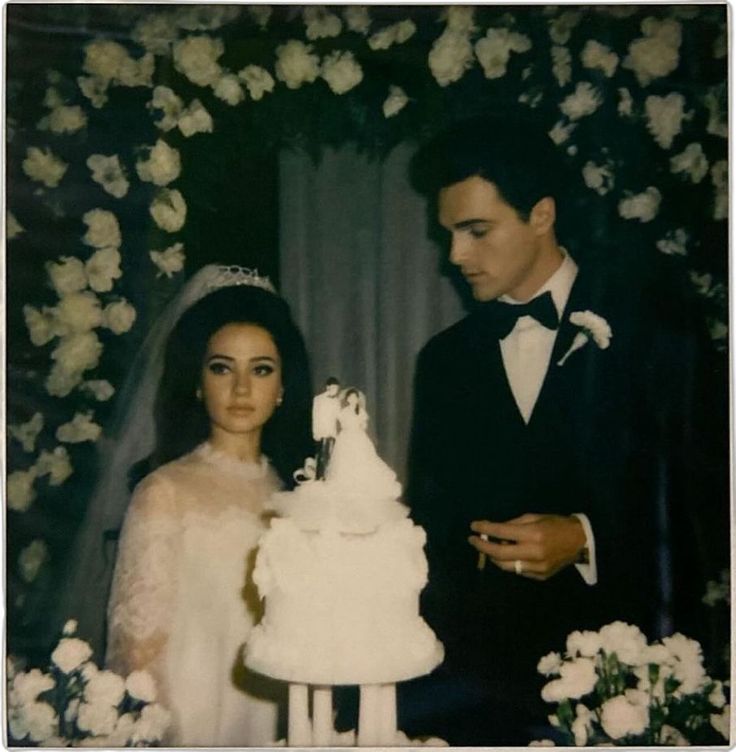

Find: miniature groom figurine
<box><xmin>312</xmin><ymin>377</ymin><xmax>341</xmax><ymax>478</ymax></box>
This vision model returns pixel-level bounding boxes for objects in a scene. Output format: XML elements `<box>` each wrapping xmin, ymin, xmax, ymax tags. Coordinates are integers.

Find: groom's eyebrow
<box><xmin>454</xmin><ymin>218</ymin><xmax>491</xmax><ymax>228</ymax></box>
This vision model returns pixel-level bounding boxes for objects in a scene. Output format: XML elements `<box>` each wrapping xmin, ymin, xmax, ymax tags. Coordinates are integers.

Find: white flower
<box><xmin>304</xmin><ymin>6</ymin><xmax>342</xmax><ymax>40</ymax></box>
<box><xmin>132</xmin><ymin>703</ymin><xmax>171</xmax><ymax>743</ymax></box>
<box><xmin>566</xmin><ymin>629</ymin><xmax>602</xmax><ymax>658</ymax></box>
<box><xmin>656</xmin><ymin>228</ymin><xmax>688</xmax><ymax>256</ymax></box>
<box><xmin>53</xmin><ymin>291</ymin><xmax>103</xmax><ymax>335</ymax></box>
<box><xmin>43</xmin><ymin>85</ymin><xmax>65</xmax><ymax>109</ymax></box>
<box><xmin>711</xmin><ymin>704</ymin><xmax>730</xmax><ymax>740</ymax></box>
<box><xmin>8</xmin><ymin>211</ymin><xmax>24</xmax><ymax>240</ymax></box>
<box><xmin>103</xmin><ymin>299</ymin><xmax>137</xmax><ymax>334</ymax></box>
<box><xmin>670</xmin><ymin>142</ymin><xmax>709</xmax><ymax>184</ymax></box>
<box><xmin>150</xmin><ymin>189</ymin><xmax>187</xmax><ymax>232</ymax></box>
<box><xmin>581</xmin><ymin>40</ymin><xmax>618</xmax><ymax>77</ymax></box>
<box><xmin>177</xmin><ymin>99</ymin><xmax>213</xmax><ymax>137</ymax></box>
<box><xmin>599</xmin><ymin>621</ymin><xmax>647</xmax><ymax>665</ymax></box>
<box><xmin>81</xmin><ymin>662</ymin><xmax>99</xmax><ymax>683</ymax></box>
<box><xmin>86</xmin><ymin>247</ymin><xmax>122</xmax><ymax>293</ymax></box>
<box><xmin>709</xmin><ymin>680</ymin><xmax>727</xmax><ymax>709</ymax></box>
<box><xmin>46</xmin><ymin>365</ymin><xmax>84</xmax><ymax>398</ymax></box>
<box><xmin>551</xmin><ymin>46</ymin><xmax>572</xmax><ymax>87</ymax></box>
<box><xmin>600</xmin><ymin>694</ymin><xmax>649</xmax><ymax>740</ymax></box>
<box><xmin>662</xmin><ymin>633</ymin><xmax>707</xmax><ymax>695</ymax></box>
<box><xmin>238</xmin><ymin>65</ymin><xmax>275</xmax><ymax>101</ymax></box>
<box><xmin>176</xmin><ymin>5</ymin><xmax>240</xmax><ymax>31</ymax></box>
<box><xmin>528</xmin><ymin>740</ymin><xmax>556</xmax><ymax>747</ymax></box>
<box><xmin>50</xmin><ymin>330</ymin><xmax>103</xmax><ymax>378</ymax></box>
<box><xmin>83</xmin><ymin>209</ymin><xmax>122</xmax><ymax>249</ymax></box>
<box><xmin>711</xmin><ymin>160</ymin><xmax>728</xmax><ymax>220</ymax></box>
<box><xmin>624</xmin><ymin>18</ymin><xmax>682</xmax><ymax>86</ymax></box>
<box><xmin>148</xmin><ymin>86</ymin><xmax>183</xmax><ymax>131</ymax></box>
<box><xmin>19</xmin><ymin>540</ymin><xmax>49</xmax><ymax>583</ymax></box>
<box><xmin>150</xmin><ymin>242</ymin><xmax>186</xmax><ymax>277</ymax></box>
<box><xmin>213</xmin><ymin>73</ymin><xmax>244</xmax><ymax>105</ymax></box>
<box><xmin>618</xmin><ymin>186</ymin><xmax>662</xmax><ymax>223</ymax></box>
<box><xmin>77</xmin><ymin>702</ymin><xmax>118</xmax><ymax>736</ymax></box>
<box><xmin>321</xmin><ymin>50</ymin><xmax>363</xmax><ymax>95</ymax></box>
<box><xmin>132</xmin><ymin>12</ymin><xmax>179</xmax><ymax>55</ymax></box>
<box><xmin>83</xmin><ymin>40</ymin><xmax>128</xmax><ymax>82</ymax></box>
<box><xmin>618</xmin><ymin>87</ymin><xmax>634</xmax><ymax>117</ymax></box>
<box><xmin>445</xmin><ymin>6</ymin><xmax>477</xmax><ymax>34</ymax></box>
<box><xmin>18</xmin><ymin>702</ymin><xmax>58</xmax><ymax>743</ymax></box>
<box><xmin>7</xmin><ymin>468</ymin><xmax>38</xmax><ymax>512</ymax></box>
<box><xmin>428</xmin><ymin>30</ymin><xmax>475</xmax><ymax>86</ymax></box>
<box><xmin>46</xmin><ymin>256</ymin><xmax>87</xmax><ymax>298</ymax></box>
<box><xmin>12</xmin><ymin>669</ymin><xmax>55</xmax><ymax>704</ymax></box>
<box><xmin>84</xmin><ymin>670</ymin><xmax>126</xmax><ymax>707</ymax></box>
<box><xmin>541</xmin><ymin>657</ymin><xmax>598</xmax><ymax>702</ymax></box>
<box><xmin>136</xmin><ymin>139</ymin><xmax>181</xmax><ymax>186</ymax></box>
<box><xmin>548</xmin><ymin>120</ymin><xmax>576</xmax><ymax>145</ymax></box>
<box><xmin>275</xmin><ymin>40</ymin><xmax>320</xmax><ymax>90</ymax></box>
<box><xmin>249</xmin><ymin>5</ymin><xmax>272</xmax><ymax>29</ymax></box>
<box><xmin>35</xmin><ymin>446</ymin><xmax>74</xmax><ymax>486</ymax></box>
<box><xmin>173</xmin><ymin>35</ymin><xmax>224</xmax><ymax>87</ymax></box>
<box><xmin>704</xmin><ymin>86</ymin><xmax>728</xmax><ymax>138</ymax></box>
<box><xmin>22</xmin><ymin>147</ymin><xmax>68</xmax><ymax>188</ymax></box>
<box><xmin>81</xmin><ymin>379</ymin><xmax>115</xmax><ymax>401</ymax></box>
<box><xmin>63</xmin><ymin>619</ymin><xmax>78</xmax><ymax>635</ymax></box>
<box><xmin>86</xmin><ymin>154</ymin><xmax>129</xmax><ymax>198</ymax></box>
<box><xmin>383</xmin><ymin>85</ymin><xmax>408</xmax><ymax>118</ymax></box>
<box><xmin>117</xmin><ymin>52</ymin><xmax>155</xmax><ymax>88</ymax></box>
<box><xmin>125</xmin><ymin>670</ymin><xmax>157</xmax><ymax>703</ymax></box>
<box><xmin>344</xmin><ymin>6</ymin><xmax>371</xmax><ymax>35</ymax></box>
<box><xmin>571</xmin><ymin>703</ymin><xmax>594</xmax><ymax>746</ymax></box>
<box><xmin>645</xmin><ymin>93</ymin><xmax>687</xmax><ymax>150</ymax></box>
<box><xmin>558</xmin><ymin>310</ymin><xmax>612</xmax><ymax>366</ymax></box>
<box><xmin>10</xmin><ymin>413</ymin><xmax>44</xmax><ymax>452</ymax></box>
<box><xmin>560</xmin><ymin>82</ymin><xmax>602</xmax><ymax>121</ymax></box>
<box><xmin>368</xmin><ymin>20</ymin><xmax>416</xmax><ymax>51</ymax></box>
<box><xmin>475</xmin><ymin>28</ymin><xmax>532</xmax><ymax>80</ymax></box>
<box><xmin>537</xmin><ymin>651</ymin><xmax>563</xmax><ymax>676</ymax></box>
<box><xmin>56</xmin><ymin>411</ymin><xmax>102</xmax><ymax>443</ymax></box>
<box><xmin>46</xmin><ymin>105</ymin><xmax>87</xmax><ymax>134</ymax></box>
<box><xmin>77</xmin><ymin>76</ymin><xmax>109</xmax><ymax>109</ymax></box>
<box><xmin>582</xmin><ymin>161</ymin><xmax>614</xmax><ymax>196</ymax></box>
<box><xmin>23</xmin><ymin>306</ymin><xmax>56</xmax><ymax>346</ymax></box>
<box><xmin>51</xmin><ymin>637</ymin><xmax>93</xmax><ymax>674</ymax></box>
<box><xmin>549</xmin><ymin>10</ymin><xmax>581</xmax><ymax>45</ymax></box>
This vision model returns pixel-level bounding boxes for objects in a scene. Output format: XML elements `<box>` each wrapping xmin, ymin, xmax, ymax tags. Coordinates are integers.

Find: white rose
<box><xmin>581</xmin><ymin>40</ymin><xmax>619</xmax><ymax>77</ymax></box>
<box><xmin>275</xmin><ymin>40</ymin><xmax>320</xmax><ymax>90</ymax></box>
<box><xmin>537</xmin><ymin>651</ymin><xmax>563</xmax><ymax>676</ymax></box>
<box><xmin>321</xmin><ymin>51</ymin><xmax>363</xmax><ymax>95</ymax></box>
<box><xmin>428</xmin><ymin>30</ymin><xmax>475</xmax><ymax>87</ymax></box>
<box><xmin>383</xmin><ymin>85</ymin><xmax>408</xmax><ymax>118</ymax></box>
<box><xmin>7</xmin><ymin>468</ymin><xmax>38</xmax><ymax>512</ymax></box>
<box><xmin>645</xmin><ymin>93</ymin><xmax>686</xmax><ymax>150</ymax></box>
<box><xmin>77</xmin><ymin>76</ymin><xmax>109</xmax><ymax>109</ymax></box>
<box><xmin>560</xmin><ymin>82</ymin><xmax>602</xmax><ymax>121</ymax></box>
<box><xmin>19</xmin><ymin>540</ymin><xmax>49</xmax><ymax>583</ymax></box>
<box><xmin>656</xmin><ymin>228</ymin><xmax>688</xmax><ymax>256</ymax></box>
<box><xmin>12</xmin><ymin>669</ymin><xmax>55</xmax><ymax>704</ymax></box>
<box><xmin>83</xmin><ymin>209</ymin><xmax>122</xmax><ymax>249</ymax></box>
<box><xmin>53</xmin><ymin>291</ymin><xmax>103</xmax><ymax>335</ymax></box>
<box><xmin>303</xmin><ymin>6</ymin><xmax>343</xmax><ymax>40</ymax></box>
<box><xmin>86</xmin><ymin>154</ymin><xmax>129</xmax><ymax>199</ymax></box>
<box><xmin>132</xmin><ymin>703</ymin><xmax>171</xmax><ymax>743</ymax></box>
<box><xmin>86</xmin><ymin>247</ymin><xmax>122</xmax><ymax>293</ymax></box>
<box><xmin>582</xmin><ymin>161</ymin><xmax>614</xmax><ymax>196</ymax></box>
<box><xmin>51</xmin><ymin>330</ymin><xmax>103</xmax><ymax>375</ymax></box>
<box><xmin>618</xmin><ymin>187</ymin><xmax>662</xmax><ymax>223</ymax></box>
<box><xmin>84</xmin><ymin>670</ymin><xmax>126</xmax><ymax>707</ymax></box>
<box><xmin>566</xmin><ymin>629</ymin><xmax>602</xmax><ymax>657</ymax></box>
<box><xmin>598</xmin><ymin>621</ymin><xmax>648</xmax><ymax>665</ymax></box>
<box><xmin>103</xmin><ymin>299</ymin><xmax>137</xmax><ymax>334</ymax></box>
<box><xmin>81</xmin><ymin>379</ymin><xmax>115</xmax><ymax>401</ymax></box>
<box><xmin>35</xmin><ymin>446</ymin><xmax>74</xmax><ymax>486</ymax></box>
<box><xmin>148</xmin><ymin>86</ymin><xmax>183</xmax><ymax>131</ymax></box>
<box><xmin>136</xmin><ymin>139</ymin><xmax>181</xmax><ymax>186</ymax></box>
<box><xmin>213</xmin><ymin>73</ymin><xmax>244</xmax><ymax>105</ymax></box>
<box><xmin>624</xmin><ymin>18</ymin><xmax>682</xmax><ymax>86</ymax></box>
<box><xmin>150</xmin><ymin>189</ymin><xmax>187</xmax><ymax>232</ymax></box>
<box><xmin>8</xmin><ymin>211</ymin><xmax>24</xmax><ymax>240</ymax></box>
<box><xmin>56</xmin><ymin>411</ymin><xmax>102</xmax><ymax>443</ymax></box>
<box><xmin>551</xmin><ymin>46</ymin><xmax>572</xmax><ymax>87</ymax></box>
<box><xmin>173</xmin><ymin>35</ymin><xmax>224</xmax><ymax>87</ymax></box>
<box><xmin>599</xmin><ymin>694</ymin><xmax>649</xmax><ymax>740</ymax></box>
<box><xmin>237</xmin><ymin>65</ymin><xmax>275</xmax><ymax>101</ymax></box>
<box><xmin>475</xmin><ymin>28</ymin><xmax>531</xmax><ymax>80</ymax></box>
<box><xmin>51</xmin><ymin>637</ymin><xmax>93</xmax><ymax>673</ymax></box>
<box><xmin>83</xmin><ymin>40</ymin><xmax>128</xmax><ymax>81</ymax></box>
<box><xmin>150</xmin><ymin>242</ymin><xmax>186</xmax><ymax>277</ymax></box>
<box><xmin>9</xmin><ymin>412</ymin><xmax>44</xmax><ymax>452</ymax></box>
<box><xmin>77</xmin><ymin>702</ymin><xmax>118</xmax><ymax>736</ymax></box>
<box><xmin>125</xmin><ymin>670</ymin><xmax>157</xmax><ymax>703</ymax></box>
<box><xmin>23</xmin><ymin>147</ymin><xmax>68</xmax><ymax>188</ymax></box>
<box><xmin>178</xmin><ymin>99</ymin><xmax>213</xmax><ymax>137</ymax></box>
<box><xmin>344</xmin><ymin>6</ymin><xmax>371</xmax><ymax>34</ymax></box>
<box><xmin>133</xmin><ymin>12</ymin><xmax>179</xmax><ymax>55</ymax></box>
<box><xmin>47</xmin><ymin>105</ymin><xmax>87</xmax><ymax>134</ymax></box>
<box><xmin>670</xmin><ymin>142</ymin><xmax>709</xmax><ymax>183</ymax></box>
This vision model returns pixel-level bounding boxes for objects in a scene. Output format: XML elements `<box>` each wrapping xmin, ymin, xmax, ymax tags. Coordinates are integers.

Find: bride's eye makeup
<box><xmin>253</xmin><ymin>361</ymin><xmax>277</xmax><ymax>377</ymax></box>
<box><xmin>207</xmin><ymin>359</ymin><xmax>231</xmax><ymax>375</ymax></box>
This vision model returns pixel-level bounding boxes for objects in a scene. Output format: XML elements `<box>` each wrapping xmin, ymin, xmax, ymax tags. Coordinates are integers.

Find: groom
<box><xmin>402</xmin><ymin>116</ymin><xmax>728</xmax><ymax>745</ymax></box>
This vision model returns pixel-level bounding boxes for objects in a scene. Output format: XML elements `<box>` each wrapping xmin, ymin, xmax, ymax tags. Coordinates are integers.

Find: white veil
<box><xmin>57</xmin><ymin>265</ymin><xmax>275</xmax><ymax>658</ymax></box>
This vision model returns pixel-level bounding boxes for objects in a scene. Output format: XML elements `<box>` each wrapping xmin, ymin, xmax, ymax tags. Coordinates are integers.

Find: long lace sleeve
<box><xmin>106</xmin><ymin>473</ymin><xmax>180</xmax><ymax>698</ymax></box>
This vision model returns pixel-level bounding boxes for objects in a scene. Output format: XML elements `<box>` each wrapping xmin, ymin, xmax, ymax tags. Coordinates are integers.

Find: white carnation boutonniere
<box><xmin>557</xmin><ymin>310</ymin><xmax>612</xmax><ymax>366</ymax></box>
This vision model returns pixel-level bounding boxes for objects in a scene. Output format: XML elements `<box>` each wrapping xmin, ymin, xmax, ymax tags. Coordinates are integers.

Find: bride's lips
<box><xmin>227</xmin><ymin>405</ymin><xmax>254</xmax><ymax>415</ymax></box>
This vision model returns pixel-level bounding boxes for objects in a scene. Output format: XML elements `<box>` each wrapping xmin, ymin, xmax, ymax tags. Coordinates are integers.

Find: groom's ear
<box><xmin>529</xmin><ymin>196</ymin><xmax>556</xmax><ymax>235</ymax></box>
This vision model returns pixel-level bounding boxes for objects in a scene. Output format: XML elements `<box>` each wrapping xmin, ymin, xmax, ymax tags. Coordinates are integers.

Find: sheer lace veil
<box><xmin>56</xmin><ymin>265</ymin><xmax>252</xmax><ymax>657</ymax></box>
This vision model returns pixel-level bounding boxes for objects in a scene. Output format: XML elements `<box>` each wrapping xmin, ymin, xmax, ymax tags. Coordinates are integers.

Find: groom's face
<box><xmin>438</xmin><ymin>175</ymin><xmax>547</xmax><ymax>302</ymax></box>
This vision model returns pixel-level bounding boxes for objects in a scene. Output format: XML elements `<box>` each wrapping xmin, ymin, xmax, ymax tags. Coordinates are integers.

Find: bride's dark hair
<box><xmin>150</xmin><ymin>285</ymin><xmax>314</xmax><ymax>487</ymax></box>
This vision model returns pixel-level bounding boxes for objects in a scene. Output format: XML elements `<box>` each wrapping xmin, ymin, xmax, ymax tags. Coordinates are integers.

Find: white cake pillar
<box><xmin>358</xmin><ymin>684</ymin><xmax>380</xmax><ymax>746</ymax></box>
<box><xmin>377</xmin><ymin>683</ymin><xmax>397</xmax><ymax>744</ymax></box>
<box><xmin>288</xmin><ymin>683</ymin><xmax>311</xmax><ymax>746</ymax></box>
<box><xmin>312</xmin><ymin>686</ymin><xmax>333</xmax><ymax>746</ymax></box>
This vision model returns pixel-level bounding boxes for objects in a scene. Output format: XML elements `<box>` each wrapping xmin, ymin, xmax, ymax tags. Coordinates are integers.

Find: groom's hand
<box><xmin>468</xmin><ymin>514</ymin><xmax>586</xmax><ymax>580</ymax></box>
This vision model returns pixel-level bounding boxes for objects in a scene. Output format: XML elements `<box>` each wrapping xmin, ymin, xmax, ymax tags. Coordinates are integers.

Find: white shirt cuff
<box><xmin>572</xmin><ymin>513</ymin><xmax>597</xmax><ymax>586</ymax></box>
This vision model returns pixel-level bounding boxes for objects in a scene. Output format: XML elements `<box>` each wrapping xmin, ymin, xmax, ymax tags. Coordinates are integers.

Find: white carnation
<box><xmin>83</xmin><ymin>209</ymin><xmax>122</xmax><ymax>249</ymax></box>
<box><xmin>136</xmin><ymin>139</ymin><xmax>181</xmax><ymax>186</ymax></box>
<box><xmin>548</xmin><ymin>120</ymin><xmax>576</xmax><ymax>145</ymax></box>
<box><xmin>56</xmin><ymin>411</ymin><xmax>102</xmax><ymax>443</ymax></box>
<box><xmin>551</xmin><ymin>46</ymin><xmax>572</xmax><ymax>87</ymax></box>
<box><xmin>571</xmin><ymin>703</ymin><xmax>594</xmax><ymax>746</ymax></box>
<box><xmin>9</xmin><ymin>413</ymin><xmax>44</xmax><ymax>452</ymax></box>
<box><xmin>46</xmin><ymin>256</ymin><xmax>87</xmax><ymax>297</ymax></box>
<box><xmin>213</xmin><ymin>73</ymin><xmax>244</xmax><ymax>105</ymax></box>
<box><xmin>618</xmin><ymin>186</ymin><xmax>662</xmax><ymax>223</ymax></box>
<box><xmin>662</xmin><ymin>633</ymin><xmax>707</xmax><ymax>695</ymax></box>
<box><xmin>428</xmin><ymin>30</ymin><xmax>475</xmax><ymax>87</ymax></box>
<box><xmin>86</xmin><ymin>154</ymin><xmax>129</xmax><ymax>198</ymax></box>
<box><xmin>86</xmin><ymin>247</ymin><xmax>122</xmax><ymax>293</ymax></box>
<box><xmin>566</xmin><ymin>629</ymin><xmax>602</xmax><ymax>657</ymax></box>
<box><xmin>150</xmin><ymin>242</ymin><xmax>186</xmax><ymax>277</ymax></box>
<box><xmin>600</xmin><ymin>694</ymin><xmax>649</xmax><ymax>740</ymax></box>
<box><xmin>22</xmin><ymin>147</ymin><xmax>68</xmax><ymax>188</ymax></box>
<box><xmin>275</xmin><ymin>40</ymin><xmax>320</xmax><ymax>90</ymax></box>
<box><xmin>44</xmin><ymin>85</ymin><xmax>65</xmax><ymax>109</ymax></box>
<box><xmin>47</xmin><ymin>105</ymin><xmax>87</xmax><ymax>134</ymax></box>
<box><xmin>12</xmin><ymin>669</ymin><xmax>55</xmax><ymax>704</ymax></box>
<box><xmin>618</xmin><ymin>87</ymin><xmax>634</xmax><ymax>117</ymax></box>
<box><xmin>645</xmin><ymin>93</ymin><xmax>686</xmax><ymax>150</ymax></box>
<box><xmin>53</xmin><ymin>291</ymin><xmax>103</xmax><ymax>335</ymax></box>
<box><xmin>624</xmin><ymin>17</ymin><xmax>682</xmax><ymax>86</ymax></box>
<box><xmin>670</xmin><ymin>142</ymin><xmax>709</xmax><ymax>183</ymax></box>
<box><xmin>103</xmin><ymin>299</ymin><xmax>137</xmax><ymax>334</ymax></box>
<box><xmin>51</xmin><ymin>637</ymin><xmax>93</xmax><ymax>674</ymax></box>
<box><xmin>344</xmin><ymin>6</ymin><xmax>371</xmax><ymax>34</ymax></box>
<box><xmin>475</xmin><ymin>28</ymin><xmax>532</xmax><ymax>80</ymax></box>
<box><xmin>541</xmin><ymin>657</ymin><xmax>598</xmax><ymax>702</ymax></box>
<box><xmin>117</xmin><ymin>52</ymin><xmax>155</xmax><ymax>88</ymax></box>
<box><xmin>237</xmin><ymin>65</ymin><xmax>275</xmax><ymax>101</ymax></box>
<box><xmin>46</xmin><ymin>364</ymin><xmax>84</xmax><ymax>398</ymax></box>
<box><xmin>81</xmin><ymin>379</ymin><xmax>115</xmax><ymax>401</ymax></box>
<box><xmin>303</xmin><ymin>6</ymin><xmax>342</xmax><ymax>40</ymax></box>
<box><xmin>7</xmin><ymin>468</ymin><xmax>38</xmax><ymax>512</ymax></box>
<box><xmin>656</xmin><ymin>228</ymin><xmax>688</xmax><ymax>256</ymax></box>
<box><xmin>711</xmin><ymin>160</ymin><xmax>728</xmax><ymax>220</ymax></box>
<box><xmin>704</xmin><ymin>86</ymin><xmax>728</xmax><ymax>138</ymax></box>
<box><xmin>23</xmin><ymin>306</ymin><xmax>55</xmax><ymax>347</ymax></box>
<box><xmin>51</xmin><ymin>330</ymin><xmax>103</xmax><ymax>377</ymax></box>
<box><xmin>20</xmin><ymin>702</ymin><xmax>58</xmax><ymax>743</ymax></box>
<box><xmin>173</xmin><ymin>35</ymin><xmax>224</xmax><ymax>87</ymax></box>
<box><xmin>178</xmin><ymin>98</ymin><xmax>213</xmax><ymax>137</ymax></box>
<box><xmin>77</xmin><ymin>76</ymin><xmax>109</xmax><ymax>109</ymax></box>
<box><xmin>711</xmin><ymin>704</ymin><xmax>730</xmax><ymax>740</ymax></box>
<box><xmin>150</xmin><ymin>189</ymin><xmax>187</xmax><ymax>232</ymax></box>
<box><xmin>582</xmin><ymin>161</ymin><xmax>614</xmax><ymax>196</ymax></box>
<box><xmin>560</xmin><ymin>82</ymin><xmax>602</xmax><ymax>121</ymax></box>
<box><xmin>368</xmin><ymin>20</ymin><xmax>416</xmax><ymax>51</ymax></box>
<box><xmin>77</xmin><ymin>702</ymin><xmax>118</xmax><ymax>737</ymax></box>
<box><xmin>84</xmin><ymin>670</ymin><xmax>125</xmax><ymax>707</ymax></box>
<box><xmin>383</xmin><ymin>85</ymin><xmax>409</xmax><ymax>118</ymax></box>
<box><xmin>8</xmin><ymin>211</ymin><xmax>24</xmax><ymax>240</ymax></box>
<box><xmin>35</xmin><ymin>446</ymin><xmax>74</xmax><ymax>486</ymax></box>
<box><xmin>132</xmin><ymin>12</ymin><xmax>179</xmax><ymax>55</ymax></box>
<box><xmin>176</xmin><ymin>5</ymin><xmax>240</xmax><ymax>31</ymax></box>
<box><xmin>125</xmin><ymin>670</ymin><xmax>157</xmax><ymax>703</ymax></box>
<box><xmin>132</xmin><ymin>703</ymin><xmax>171</xmax><ymax>743</ymax></box>
<box><xmin>549</xmin><ymin>10</ymin><xmax>582</xmax><ymax>45</ymax></box>
<box><xmin>321</xmin><ymin>50</ymin><xmax>363</xmax><ymax>95</ymax></box>
<box><xmin>537</xmin><ymin>651</ymin><xmax>563</xmax><ymax>676</ymax></box>
<box><xmin>148</xmin><ymin>86</ymin><xmax>183</xmax><ymax>131</ymax></box>
<box><xmin>445</xmin><ymin>6</ymin><xmax>477</xmax><ymax>34</ymax></box>
<box><xmin>83</xmin><ymin>39</ymin><xmax>128</xmax><ymax>82</ymax></box>
<box><xmin>599</xmin><ymin>621</ymin><xmax>648</xmax><ymax>665</ymax></box>
<box><xmin>581</xmin><ymin>40</ymin><xmax>619</xmax><ymax>77</ymax></box>
<box><xmin>709</xmin><ymin>680</ymin><xmax>727</xmax><ymax>709</ymax></box>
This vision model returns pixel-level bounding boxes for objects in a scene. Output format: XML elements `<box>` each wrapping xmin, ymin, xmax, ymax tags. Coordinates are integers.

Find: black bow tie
<box><xmin>478</xmin><ymin>291</ymin><xmax>559</xmax><ymax>340</ymax></box>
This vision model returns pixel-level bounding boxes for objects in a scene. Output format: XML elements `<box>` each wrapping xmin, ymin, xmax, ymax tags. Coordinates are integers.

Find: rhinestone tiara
<box><xmin>205</xmin><ymin>265</ymin><xmax>277</xmax><ymax>294</ymax></box>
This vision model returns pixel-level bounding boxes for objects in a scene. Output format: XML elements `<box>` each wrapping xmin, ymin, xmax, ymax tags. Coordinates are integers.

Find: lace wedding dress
<box><xmin>106</xmin><ymin>442</ymin><xmax>283</xmax><ymax>746</ymax></box>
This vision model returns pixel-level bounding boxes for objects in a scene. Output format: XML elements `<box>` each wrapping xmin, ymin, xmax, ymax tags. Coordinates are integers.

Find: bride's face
<box><xmin>200</xmin><ymin>323</ymin><xmax>283</xmax><ymax>442</ymax></box>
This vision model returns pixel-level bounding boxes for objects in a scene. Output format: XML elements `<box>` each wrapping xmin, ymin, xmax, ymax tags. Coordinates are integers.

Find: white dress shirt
<box><xmin>498</xmin><ymin>250</ymin><xmax>597</xmax><ymax>585</ymax></box>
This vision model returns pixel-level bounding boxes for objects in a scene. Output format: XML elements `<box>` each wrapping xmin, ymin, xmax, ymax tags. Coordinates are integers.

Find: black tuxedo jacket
<box><xmin>405</xmin><ymin>255</ymin><xmax>728</xmax><ymax>739</ymax></box>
